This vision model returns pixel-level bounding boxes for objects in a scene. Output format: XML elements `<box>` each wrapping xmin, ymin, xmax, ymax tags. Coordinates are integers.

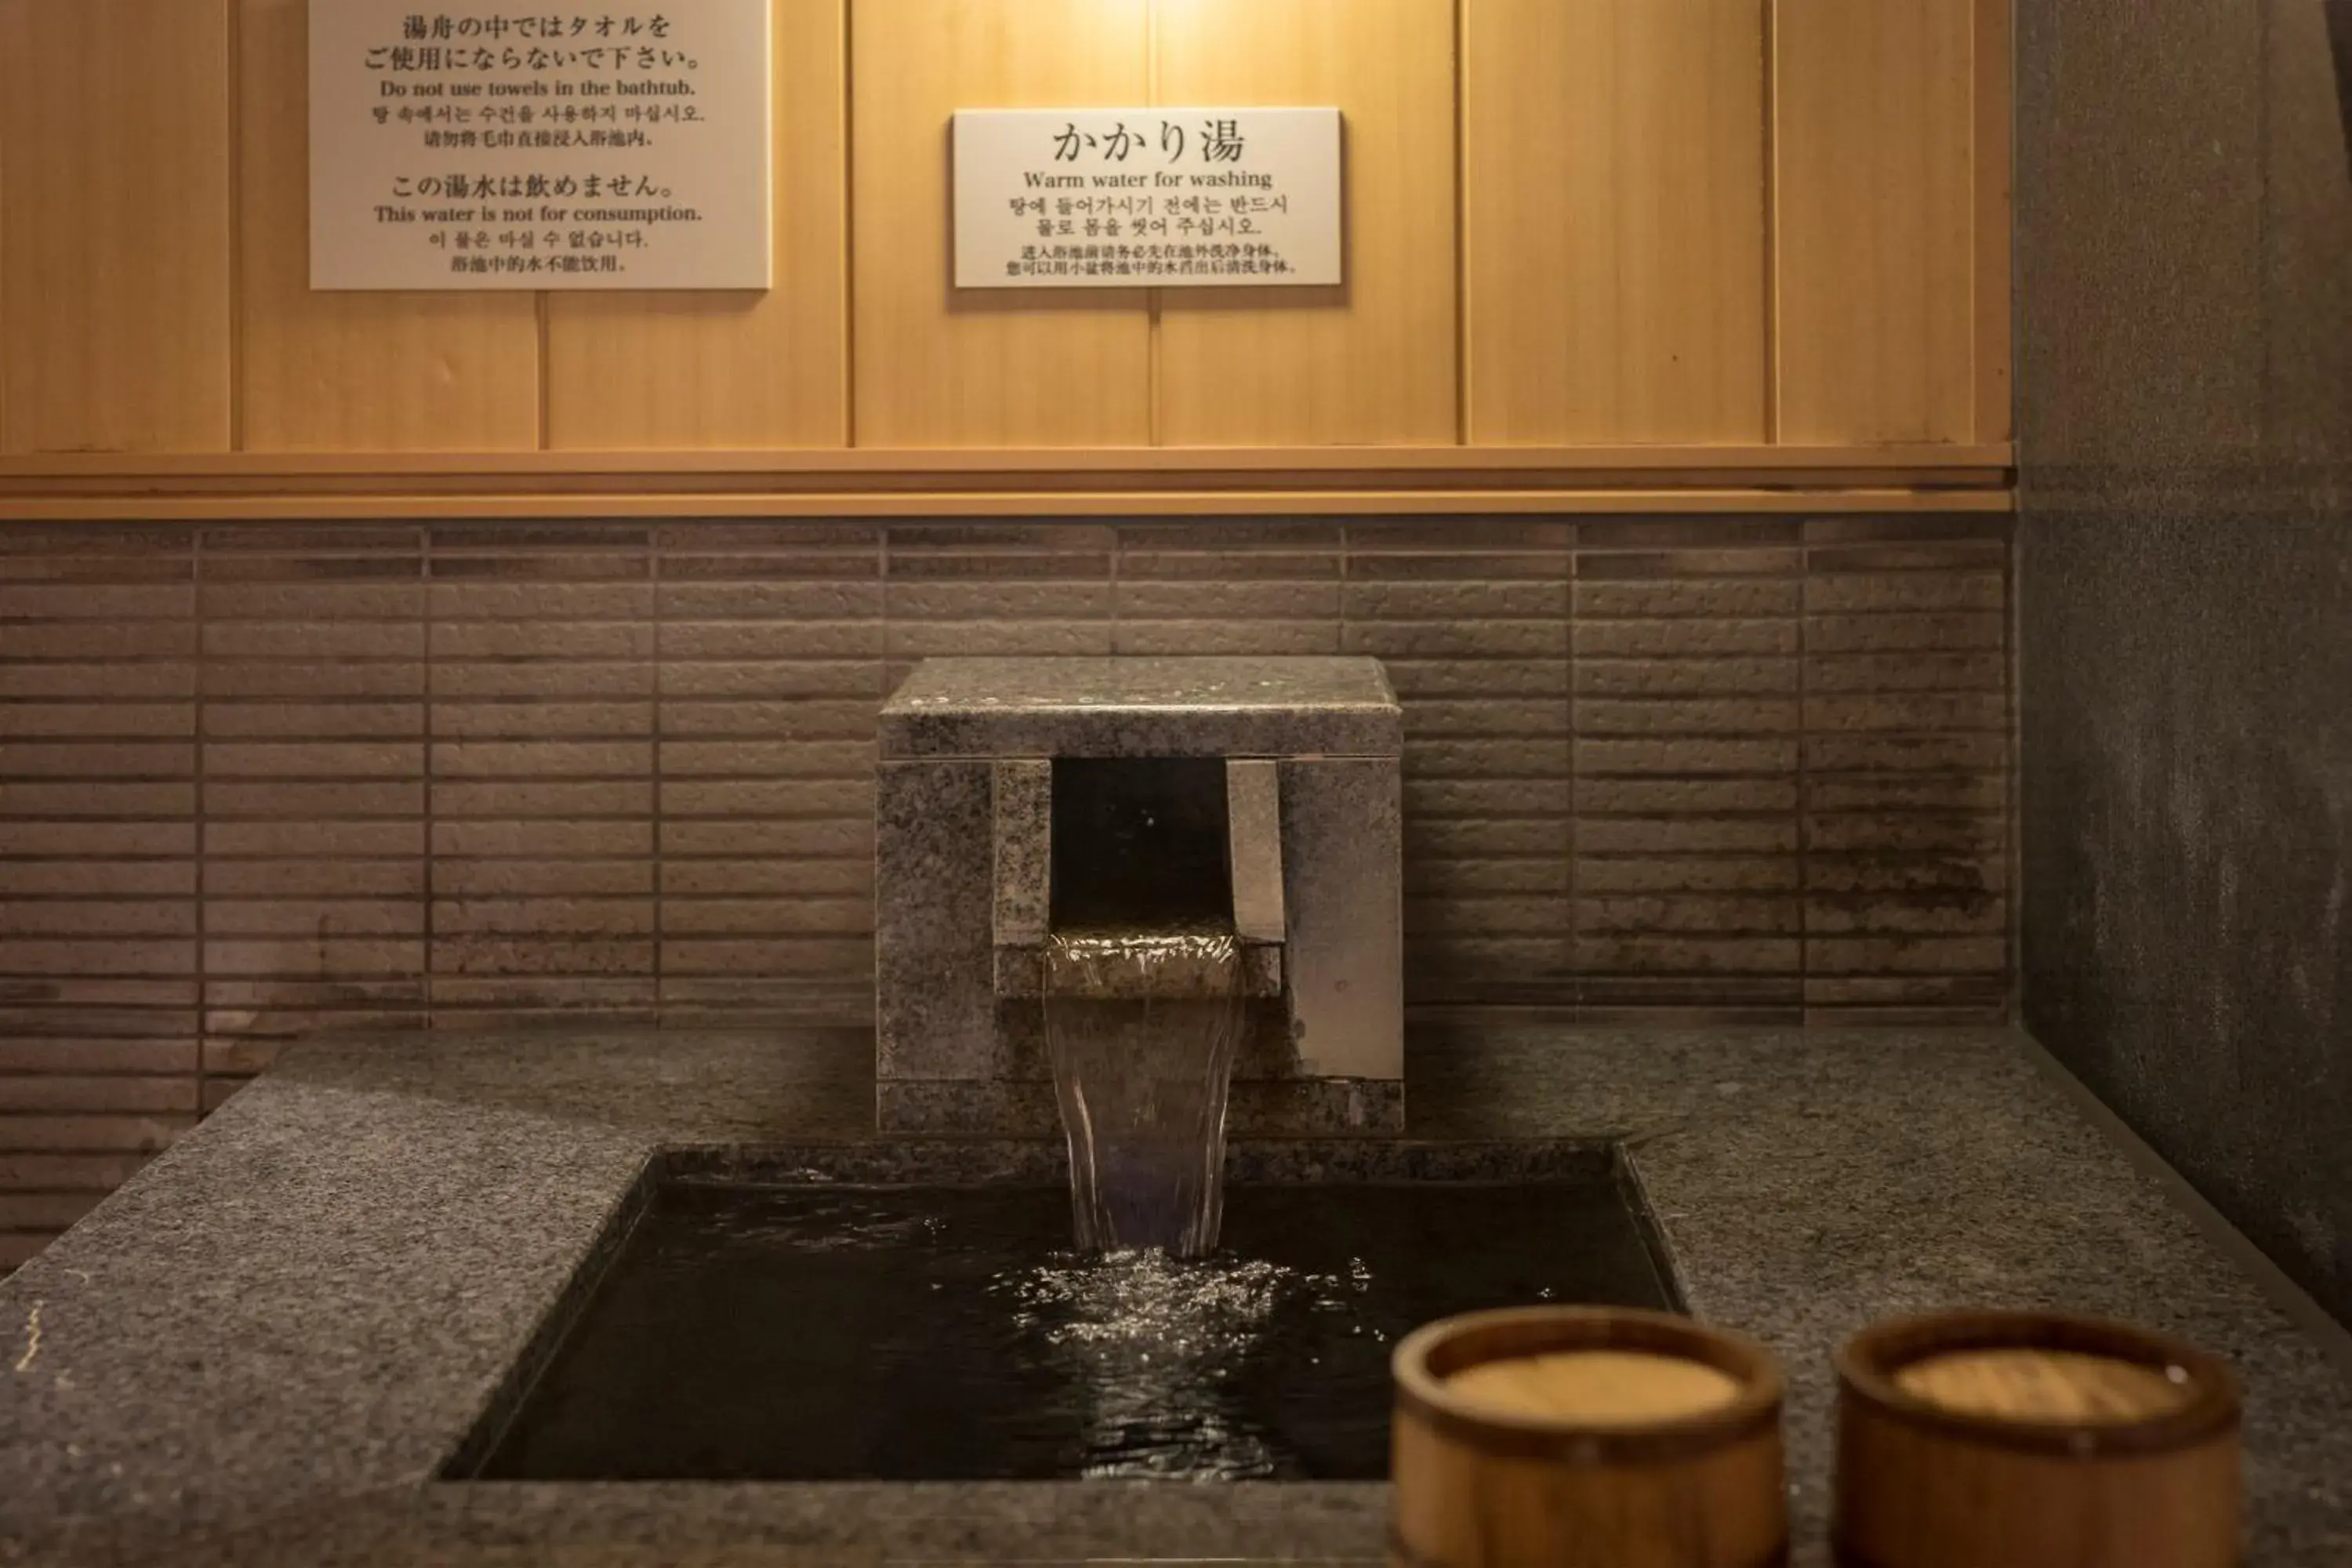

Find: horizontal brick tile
<box><xmin>1403</xmin><ymin>818</ymin><xmax>1571</xmax><ymax>858</ymax></box>
<box><xmin>0</xmin><ymin>702</ymin><xmax>195</xmax><ymax>738</ymax></box>
<box><xmin>207</xmin><ymin>821</ymin><xmax>423</xmax><ymax>858</ymax></box>
<box><xmin>1116</xmin><ymin>581</ymin><xmax>1338</xmax><ymax>619</ymax></box>
<box><xmin>429</xmin><ymin>975</ymin><xmax>657</xmax><ymax>1010</ymax></box>
<box><xmin>430</xmin><ymin>622</ymin><xmax>653</xmax><ymax>660</ymax></box>
<box><xmin>430</xmin><ymin>702</ymin><xmax>651</xmax><ymax>739</ymax></box>
<box><xmin>1806</xmin><ymin>734</ymin><xmax>2009</xmax><ymax>772</ymax></box>
<box><xmin>0</xmin><ymin>663</ymin><xmax>195</xmax><ymax>699</ymax></box>
<box><xmin>1809</xmin><ymin>612</ymin><xmax>2005</xmax><ymax>654</ymax></box>
<box><xmin>205</xmin><ymin>742</ymin><xmax>422</xmax><ymax>778</ymax></box>
<box><xmin>1112</xmin><ymin>622</ymin><xmax>1341</xmax><ymax>655</ymax></box>
<box><xmin>200</xmin><ymin>582</ymin><xmax>423</xmax><ymax>620</ymax></box>
<box><xmin>1572</xmin><ymin>936</ymin><xmax>1800</xmax><ymax>974</ymax></box>
<box><xmin>1804</xmin><ymin>572</ymin><xmax>2005</xmax><ymax>614</ymax></box>
<box><xmin>0</xmin><ymin>861</ymin><xmax>198</xmax><ymax>898</ymax></box>
<box><xmin>1343</xmin><ymin>621</ymin><xmax>1567</xmax><ymax>659</ymax></box>
<box><xmin>1577</xmin><ymin>818</ymin><xmax>1800</xmax><ymax>855</ymax></box>
<box><xmin>1806</xmin><ymin>542</ymin><xmax>2005</xmax><ymax>573</ymax></box>
<box><xmin>1404</xmin><ymin>859</ymin><xmax>1571</xmax><ymax>897</ymax></box>
<box><xmin>205</xmin><ymin>901</ymin><xmax>425</xmax><ymax>938</ymax></box>
<box><xmin>659</xmin><ymin>621</ymin><xmax>884</xmax><ymax>660</ymax></box>
<box><xmin>1576</xmin><ymin>858</ymin><xmax>1802</xmax><ymax>894</ymax></box>
<box><xmin>205</xmin><ymin>781</ymin><xmax>423</xmax><ymax>818</ymax></box>
<box><xmin>887</xmin><ymin>621</ymin><xmax>1112</xmax><ymax>658</ymax></box>
<box><xmin>1403</xmin><ymin>780</ymin><xmax>1570</xmax><ymax>818</ymax></box>
<box><xmin>0</xmin><ymin>782</ymin><xmax>195</xmax><ymax>817</ymax></box>
<box><xmin>1806</xmin><ymin>936</ymin><xmax>2006</xmax><ymax>974</ymax></box>
<box><xmin>204</xmin><ymin>861</ymin><xmax>424</xmax><ymax>898</ymax></box>
<box><xmin>1576</xmin><ymin>896</ymin><xmax>1802</xmax><ymax>935</ymax></box>
<box><xmin>0</xmin><ymin>1076</ymin><xmax>198</xmax><ymax>1114</ymax></box>
<box><xmin>657</xmin><ymin>699</ymin><xmax>874</xmax><ymax>739</ymax></box>
<box><xmin>1573</xmin><ymin>738</ymin><xmax>1801</xmax><ymax>776</ymax></box>
<box><xmin>655</xmin><ymin>583</ymin><xmax>882</xmax><ymax>622</ymax></box>
<box><xmin>1573</xmin><ymin>619</ymin><xmax>1798</xmax><ymax>657</ymax></box>
<box><xmin>1575</xmin><ymin>658</ymin><xmax>1798</xmax><ymax>698</ymax></box>
<box><xmin>1346</xmin><ymin>520</ymin><xmax>1574</xmax><ymax>551</ymax></box>
<box><xmin>660</xmin><ymin>779</ymin><xmax>869</xmax><ymax>818</ymax></box>
<box><xmin>0</xmin><ymin>1152</ymin><xmax>158</xmax><ymax>1191</ymax></box>
<box><xmin>660</xmin><ymin>898</ymin><xmax>871</xmax><ymax>935</ymax></box>
<box><xmin>1345</xmin><ymin>553</ymin><xmax>1569</xmax><ymax>583</ymax></box>
<box><xmin>1573</xmin><ymin>698</ymin><xmax>1800</xmax><ymax>735</ymax></box>
<box><xmin>203</xmin><ymin>940</ymin><xmax>423</xmax><ymax>978</ymax></box>
<box><xmin>660</xmin><ymin>938</ymin><xmax>871</xmax><ymax>976</ymax></box>
<box><xmin>659</xmin><ymin>741</ymin><xmax>873</xmax><ymax>778</ymax></box>
<box><xmin>662</xmin><ymin>859</ymin><xmax>869</xmax><ymax>896</ymax></box>
<box><xmin>432</xmin><ymin>662</ymin><xmax>654</xmax><ymax>699</ymax></box>
<box><xmin>433</xmin><ymin>820</ymin><xmax>654</xmax><ymax>858</ymax></box>
<box><xmin>656</xmin><ymin>662</ymin><xmax>881</xmax><ymax>699</ymax></box>
<box><xmin>1574</xmin><ymin>579</ymin><xmax>1802</xmax><ymax>619</ymax></box>
<box><xmin>884</xmin><ymin>552</ymin><xmax>1111</xmax><ymax>581</ymax></box>
<box><xmin>1378</xmin><ymin>659</ymin><xmax>1569</xmax><ymax>699</ymax></box>
<box><xmin>1806</xmin><ymin>855</ymin><xmax>2008</xmax><ymax>894</ymax></box>
<box><xmin>1808</xmin><ymin>775</ymin><xmax>2007</xmax><ymax>813</ymax></box>
<box><xmin>0</xmin><ymin>621</ymin><xmax>195</xmax><ymax>659</ymax></box>
<box><xmin>205</xmin><ymin>702</ymin><xmax>424</xmax><ymax>739</ymax></box>
<box><xmin>434</xmin><ymin>899</ymin><xmax>655</xmax><ymax>937</ymax></box>
<box><xmin>206</xmin><ymin>662</ymin><xmax>423</xmax><ymax>699</ymax></box>
<box><xmin>0</xmin><ymin>1115</ymin><xmax>194</xmax><ymax>1152</ymax></box>
<box><xmin>0</xmin><ymin>583</ymin><xmax>191</xmax><ymax>619</ymax></box>
<box><xmin>1579</xmin><ymin>518</ymin><xmax>1801</xmax><ymax>550</ymax></box>
<box><xmin>1806</xmin><ymin>815</ymin><xmax>2004</xmax><ymax>855</ymax></box>
<box><xmin>0</xmin><ymin>1037</ymin><xmax>198</xmax><ymax>1075</ymax></box>
<box><xmin>204</xmin><ymin>621</ymin><xmax>423</xmax><ymax>660</ymax></box>
<box><xmin>0</xmin><ymin>903</ymin><xmax>198</xmax><ymax>938</ymax></box>
<box><xmin>1806</xmin><ymin>653</ymin><xmax>2007</xmax><ymax>694</ymax></box>
<box><xmin>1344</xmin><ymin>581</ymin><xmax>1567</xmax><ymax>619</ymax></box>
<box><xmin>430</xmin><ymin>741</ymin><xmax>652</xmax><ymax>778</ymax></box>
<box><xmin>1406</xmin><ymin>699</ymin><xmax>1566</xmax><ymax>737</ymax></box>
<box><xmin>437</xmin><ymin>861</ymin><xmax>654</xmax><ymax>897</ymax></box>
<box><xmin>1803</xmin><ymin>694</ymin><xmax>2007</xmax><ymax>732</ymax></box>
<box><xmin>1577</xmin><ymin>777</ymin><xmax>1799</xmax><ymax>815</ymax></box>
<box><xmin>430</xmin><ymin>937</ymin><xmax>655</xmax><ymax>976</ymax></box>
<box><xmin>428</xmin><ymin>582</ymin><xmax>654</xmax><ymax>620</ymax></box>
<box><xmin>1804</xmin><ymin>975</ymin><xmax>2009</xmax><ymax>1007</ymax></box>
<box><xmin>0</xmin><ymin>822</ymin><xmax>194</xmax><ymax>857</ymax></box>
<box><xmin>1118</xmin><ymin>550</ymin><xmax>1339</xmax><ymax>581</ymax></box>
<box><xmin>1405</xmin><ymin>738</ymin><xmax>1572</xmax><ymax>778</ymax></box>
<box><xmin>1807</xmin><ymin>893</ymin><xmax>2006</xmax><ymax>935</ymax></box>
<box><xmin>0</xmin><ymin>1194</ymin><xmax>103</xmax><ymax>1230</ymax></box>
<box><xmin>431</xmin><ymin>780</ymin><xmax>652</xmax><ymax>818</ymax></box>
<box><xmin>0</xmin><ymin>940</ymin><xmax>197</xmax><ymax>976</ymax></box>
<box><xmin>1575</xmin><ymin>549</ymin><xmax>1802</xmax><ymax>580</ymax></box>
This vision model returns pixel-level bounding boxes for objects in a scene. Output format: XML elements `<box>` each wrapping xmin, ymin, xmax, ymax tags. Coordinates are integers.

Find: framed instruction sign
<box><xmin>308</xmin><ymin>0</ymin><xmax>773</xmax><ymax>290</ymax></box>
<box><xmin>952</xmin><ymin>107</ymin><xmax>1343</xmax><ymax>290</ymax></box>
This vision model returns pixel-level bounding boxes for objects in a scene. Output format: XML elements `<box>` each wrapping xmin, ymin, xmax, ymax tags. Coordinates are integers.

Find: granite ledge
<box><xmin>878</xmin><ymin>656</ymin><xmax>1404</xmax><ymax>760</ymax></box>
<box><xmin>0</xmin><ymin>1025</ymin><xmax>2345</xmax><ymax>1567</ymax></box>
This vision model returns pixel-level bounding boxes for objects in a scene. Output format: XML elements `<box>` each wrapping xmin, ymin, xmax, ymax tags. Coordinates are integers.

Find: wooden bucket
<box><xmin>1391</xmin><ymin>1306</ymin><xmax>1787</xmax><ymax>1568</ymax></box>
<box><xmin>1835</xmin><ymin>1309</ymin><xmax>2242</xmax><ymax>1568</ymax></box>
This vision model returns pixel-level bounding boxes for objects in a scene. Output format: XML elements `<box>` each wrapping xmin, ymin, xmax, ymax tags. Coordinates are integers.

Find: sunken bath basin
<box><xmin>448</xmin><ymin>1141</ymin><xmax>1679</xmax><ymax>1483</ymax></box>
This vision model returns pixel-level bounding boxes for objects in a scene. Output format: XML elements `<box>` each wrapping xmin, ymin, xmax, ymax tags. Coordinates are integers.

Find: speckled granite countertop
<box><xmin>2</xmin><ymin>1025</ymin><xmax>2347</xmax><ymax>1566</ymax></box>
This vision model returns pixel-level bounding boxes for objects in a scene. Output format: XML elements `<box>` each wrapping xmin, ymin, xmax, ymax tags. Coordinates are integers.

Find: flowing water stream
<box><xmin>1042</xmin><ymin>929</ymin><xmax>1250</xmax><ymax>1256</ymax></box>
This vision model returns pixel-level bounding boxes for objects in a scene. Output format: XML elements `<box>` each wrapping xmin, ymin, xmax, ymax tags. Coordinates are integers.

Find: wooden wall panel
<box><xmin>237</xmin><ymin>0</ymin><xmax>541</xmax><ymax>452</ymax></box>
<box><xmin>0</xmin><ymin>0</ymin><xmax>234</xmax><ymax>454</ymax></box>
<box><xmin>545</xmin><ymin>0</ymin><xmax>849</xmax><ymax>450</ymax></box>
<box><xmin>1465</xmin><ymin>0</ymin><xmax>1768</xmax><ymax>445</ymax></box>
<box><xmin>851</xmin><ymin>0</ymin><xmax>1152</xmax><ymax>448</ymax></box>
<box><xmin>1775</xmin><ymin>0</ymin><xmax>1978</xmax><ymax>445</ymax></box>
<box><xmin>1152</xmin><ymin>0</ymin><xmax>1457</xmax><ymax>447</ymax></box>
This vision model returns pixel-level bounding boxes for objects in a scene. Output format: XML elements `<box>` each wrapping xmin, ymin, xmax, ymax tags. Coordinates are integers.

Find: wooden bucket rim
<box><xmin>1837</xmin><ymin>1308</ymin><xmax>2242</xmax><ymax>1456</ymax></box>
<box><xmin>1392</xmin><ymin>1305</ymin><xmax>1786</xmax><ymax>1462</ymax></box>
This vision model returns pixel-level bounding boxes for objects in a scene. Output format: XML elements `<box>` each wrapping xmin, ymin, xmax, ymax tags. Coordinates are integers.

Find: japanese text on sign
<box><xmin>309</xmin><ymin>0</ymin><xmax>771</xmax><ymax>290</ymax></box>
<box><xmin>952</xmin><ymin>107</ymin><xmax>1343</xmax><ymax>290</ymax></box>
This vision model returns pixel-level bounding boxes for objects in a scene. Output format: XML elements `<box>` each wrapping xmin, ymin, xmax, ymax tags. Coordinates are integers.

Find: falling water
<box><xmin>1043</xmin><ymin>929</ymin><xmax>1250</xmax><ymax>1257</ymax></box>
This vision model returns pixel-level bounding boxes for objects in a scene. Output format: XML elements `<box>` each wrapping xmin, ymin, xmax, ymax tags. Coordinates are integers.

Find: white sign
<box><xmin>308</xmin><ymin>0</ymin><xmax>772</xmax><ymax>290</ymax></box>
<box><xmin>953</xmin><ymin>107</ymin><xmax>1342</xmax><ymax>290</ymax></box>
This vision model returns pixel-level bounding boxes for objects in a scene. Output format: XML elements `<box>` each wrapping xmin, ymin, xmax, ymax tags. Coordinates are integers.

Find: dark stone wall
<box><xmin>2017</xmin><ymin>0</ymin><xmax>2352</xmax><ymax>1321</ymax></box>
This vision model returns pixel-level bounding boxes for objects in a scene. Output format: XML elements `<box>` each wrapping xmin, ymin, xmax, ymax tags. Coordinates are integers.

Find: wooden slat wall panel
<box><xmin>0</xmin><ymin>0</ymin><xmax>234</xmax><ymax>455</ymax></box>
<box><xmin>1152</xmin><ymin>0</ymin><xmax>1457</xmax><ymax>447</ymax></box>
<box><xmin>850</xmin><ymin>0</ymin><xmax>1153</xmax><ymax>448</ymax></box>
<box><xmin>544</xmin><ymin>0</ymin><xmax>850</xmax><ymax>450</ymax></box>
<box><xmin>236</xmin><ymin>0</ymin><xmax>542</xmax><ymax>452</ymax></box>
<box><xmin>1972</xmin><ymin>0</ymin><xmax>2013</xmax><ymax>444</ymax></box>
<box><xmin>1775</xmin><ymin>0</ymin><xmax>1978</xmax><ymax>445</ymax></box>
<box><xmin>1464</xmin><ymin>0</ymin><xmax>1768</xmax><ymax>445</ymax></box>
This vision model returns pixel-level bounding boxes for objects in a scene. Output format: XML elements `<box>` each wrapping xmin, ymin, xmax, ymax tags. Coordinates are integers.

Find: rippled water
<box><xmin>473</xmin><ymin>1180</ymin><xmax>1677</xmax><ymax>1482</ymax></box>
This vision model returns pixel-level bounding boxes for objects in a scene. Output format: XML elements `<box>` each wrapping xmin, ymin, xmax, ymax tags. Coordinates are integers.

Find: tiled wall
<box><xmin>0</xmin><ymin>514</ymin><xmax>2012</xmax><ymax>1269</ymax></box>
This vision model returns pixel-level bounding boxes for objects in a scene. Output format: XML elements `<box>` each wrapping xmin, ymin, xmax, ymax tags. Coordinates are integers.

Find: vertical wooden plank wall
<box><xmin>1152</xmin><ymin>0</ymin><xmax>1458</xmax><ymax>446</ymax></box>
<box><xmin>0</xmin><ymin>0</ymin><xmax>2014</xmax><ymax>456</ymax></box>
<box><xmin>546</xmin><ymin>0</ymin><xmax>849</xmax><ymax>448</ymax></box>
<box><xmin>1464</xmin><ymin>0</ymin><xmax>1769</xmax><ymax>445</ymax></box>
<box><xmin>850</xmin><ymin>0</ymin><xmax>1155</xmax><ymax>448</ymax></box>
<box><xmin>0</xmin><ymin>0</ymin><xmax>235</xmax><ymax>454</ymax></box>
<box><xmin>1774</xmin><ymin>0</ymin><xmax>1983</xmax><ymax>445</ymax></box>
<box><xmin>238</xmin><ymin>0</ymin><xmax>543</xmax><ymax>450</ymax></box>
